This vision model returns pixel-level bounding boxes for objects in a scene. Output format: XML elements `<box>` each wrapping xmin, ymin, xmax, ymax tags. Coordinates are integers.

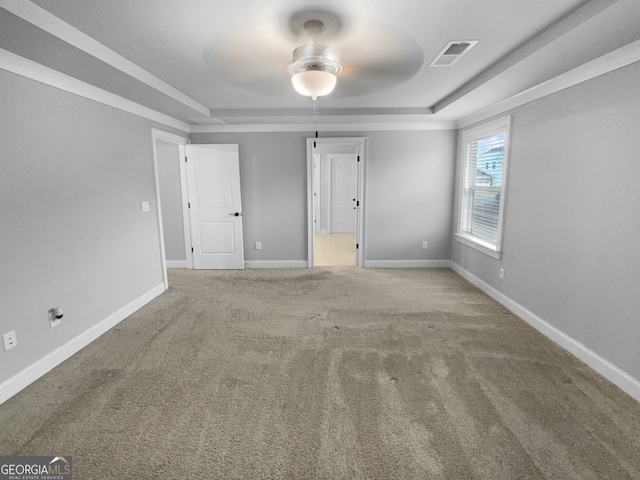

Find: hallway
<box><xmin>314</xmin><ymin>233</ymin><xmax>356</xmax><ymax>266</ymax></box>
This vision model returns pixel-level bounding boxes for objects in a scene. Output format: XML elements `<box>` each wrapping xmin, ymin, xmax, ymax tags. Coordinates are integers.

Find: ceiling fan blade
<box><xmin>202</xmin><ymin>26</ymin><xmax>292</xmax><ymax>95</ymax></box>
<box><xmin>332</xmin><ymin>19</ymin><xmax>425</xmax><ymax>97</ymax></box>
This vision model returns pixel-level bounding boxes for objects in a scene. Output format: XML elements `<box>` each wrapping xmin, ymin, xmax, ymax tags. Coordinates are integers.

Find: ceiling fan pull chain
<box><xmin>314</xmin><ymin>98</ymin><xmax>318</xmax><ymax>139</ymax></box>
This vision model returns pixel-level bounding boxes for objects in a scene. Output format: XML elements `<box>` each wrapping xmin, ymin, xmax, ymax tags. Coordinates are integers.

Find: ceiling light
<box><xmin>291</xmin><ymin>70</ymin><xmax>337</xmax><ymax>100</ymax></box>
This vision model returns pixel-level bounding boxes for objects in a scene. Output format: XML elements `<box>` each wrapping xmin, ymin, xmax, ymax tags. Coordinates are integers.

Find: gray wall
<box><xmin>156</xmin><ymin>140</ymin><xmax>186</xmax><ymax>262</ymax></box>
<box><xmin>0</xmin><ymin>69</ymin><xmax>178</xmax><ymax>384</ymax></box>
<box><xmin>451</xmin><ymin>62</ymin><xmax>640</xmax><ymax>380</ymax></box>
<box><xmin>190</xmin><ymin>130</ymin><xmax>457</xmax><ymax>264</ymax></box>
<box><xmin>365</xmin><ymin>131</ymin><xmax>456</xmax><ymax>262</ymax></box>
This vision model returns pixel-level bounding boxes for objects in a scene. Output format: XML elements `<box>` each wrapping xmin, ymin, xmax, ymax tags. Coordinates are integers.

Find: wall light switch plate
<box><xmin>141</xmin><ymin>201</ymin><xmax>150</xmax><ymax>213</ymax></box>
<box><xmin>255</xmin><ymin>242</ymin><xmax>262</xmax><ymax>250</ymax></box>
<box><xmin>499</xmin><ymin>268</ymin><xmax>505</xmax><ymax>279</ymax></box>
<box><xmin>422</xmin><ymin>241</ymin><xmax>428</xmax><ymax>250</ymax></box>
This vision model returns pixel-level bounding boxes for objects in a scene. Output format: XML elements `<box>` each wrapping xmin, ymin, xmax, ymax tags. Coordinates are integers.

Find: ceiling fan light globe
<box><xmin>291</xmin><ymin>70</ymin><xmax>337</xmax><ymax>100</ymax></box>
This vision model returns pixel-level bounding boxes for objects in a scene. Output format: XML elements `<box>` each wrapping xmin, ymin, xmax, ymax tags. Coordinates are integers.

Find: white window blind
<box><xmin>457</xmin><ymin>117</ymin><xmax>510</xmax><ymax>257</ymax></box>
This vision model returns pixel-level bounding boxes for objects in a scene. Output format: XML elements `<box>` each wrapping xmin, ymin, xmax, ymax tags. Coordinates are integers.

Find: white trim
<box><xmin>0</xmin><ymin>283</ymin><xmax>165</xmax><ymax>406</ymax></box>
<box><xmin>449</xmin><ymin>262</ymin><xmax>640</xmax><ymax>403</ymax></box>
<box><xmin>0</xmin><ymin>0</ymin><xmax>210</xmax><ymax>117</ymax></box>
<box><xmin>313</xmin><ymin>154</ymin><xmax>320</xmax><ymax>235</ymax></box>
<box><xmin>150</xmin><ymin>129</ymin><xmax>190</xmax><ymax>289</ymax></box>
<box><xmin>244</xmin><ymin>261</ymin><xmax>308</xmax><ymax>269</ymax></box>
<box><xmin>166</xmin><ymin>260</ymin><xmax>187</xmax><ymax>269</ymax></box>
<box><xmin>324</xmin><ymin>155</ymin><xmax>331</xmax><ymax>235</ymax></box>
<box><xmin>457</xmin><ymin>39</ymin><xmax>640</xmax><ymax>129</ymax></box>
<box><xmin>0</xmin><ymin>49</ymin><xmax>190</xmax><ymax>132</ymax></box>
<box><xmin>355</xmin><ymin>141</ymin><xmax>366</xmax><ymax>268</ymax></box>
<box><xmin>189</xmin><ymin>122</ymin><xmax>456</xmax><ymax>134</ymax></box>
<box><xmin>455</xmin><ymin>234</ymin><xmax>502</xmax><ymax>260</ymax></box>
<box><xmin>366</xmin><ymin>260</ymin><xmax>452</xmax><ymax>268</ymax></box>
<box><xmin>178</xmin><ymin>145</ymin><xmax>193</xmax><ymax>270</ymax></box>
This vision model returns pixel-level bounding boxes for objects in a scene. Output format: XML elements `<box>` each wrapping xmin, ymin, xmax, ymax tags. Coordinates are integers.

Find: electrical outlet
<box><xmin>3</xmin><ymin>331</ymin><xmax>17</xmax><ymax>352</ymax></box>
<box><xmin>422</xmin><ymin>241</ymin><xmax>428</xmax><ymax>250</ymax></box>
<box><xmin>499</xmin><ymin>268</ymin><xmax>505</xmax><ymax>279</ymax></box>
<box><xmin>49</xmin><ymin>306</ymin><xmax>64</xmax><ymax>328</ymax></box>
<box><xmin>255</xmin><ymin>242</ymin><xmax>262</xmax><ymax>250</ymax></box>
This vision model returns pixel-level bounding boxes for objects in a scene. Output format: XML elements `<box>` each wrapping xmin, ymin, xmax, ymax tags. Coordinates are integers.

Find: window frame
<box><xmin>455</xmin><ymin>116</ymin><xmax>511</xmax><ymax>259</ymax></box>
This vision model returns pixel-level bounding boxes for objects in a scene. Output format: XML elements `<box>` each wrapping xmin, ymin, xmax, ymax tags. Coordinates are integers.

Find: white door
<box><xmin>185</xmin><ymin>144</ymin><xmax>244</xmax><ymax>269</ymax></box>
<box><xmin>330</xmin><ymin>154</ymin><xmax>357</xmax><ymax>233</ymax></box>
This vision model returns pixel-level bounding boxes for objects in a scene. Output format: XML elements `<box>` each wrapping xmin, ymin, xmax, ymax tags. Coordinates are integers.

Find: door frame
<box><xmin>151</xmin><ymin>128</ymin><xmax>191</xmax><ymax>289</ymax></box>
<box><xmin>306</xmin><ymin>137</ymin><xmax>367</xmax><ymax>268</ymax></box>
<box><xmin>313</xmin><ymin>153</ymin><xmax>321</xmax><ymax>234</ymax></box>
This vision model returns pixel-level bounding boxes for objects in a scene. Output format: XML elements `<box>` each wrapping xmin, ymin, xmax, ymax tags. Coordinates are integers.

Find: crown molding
<box><xmin>189</xmin><ymin>121</ymin><xmax>457</xmax><ymax>134</ymax></box>
<box><xmin>0</xmin><ymin>48</ymin><xmax>190</xmax><ymax>132</ymax></box>
<box><xmin>0</xmin><ymin>0</ymin><xmax>210</xmax><ymax>117</ymax></box>
<box><xmin>457</xmin><ymin>38</ymin><xmax>640</xmax><ymax>129</ymax></box>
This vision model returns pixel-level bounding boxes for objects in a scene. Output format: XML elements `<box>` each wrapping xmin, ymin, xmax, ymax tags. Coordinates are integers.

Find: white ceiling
<box><xmin>1</xmin><ymin>0</ymin><xmax>639</xmax><ymax>128</ymax></box>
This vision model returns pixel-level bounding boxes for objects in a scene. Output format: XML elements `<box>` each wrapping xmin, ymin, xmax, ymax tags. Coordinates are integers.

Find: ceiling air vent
<box><xmin>429</xmin><ymin>40</ymin><xmax>478</xmax><ymax>67</ymax></box>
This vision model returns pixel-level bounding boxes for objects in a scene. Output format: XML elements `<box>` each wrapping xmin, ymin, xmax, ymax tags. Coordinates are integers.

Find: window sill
<box><xmin>455</xmin><ymin>233</ymin><xmax>502</xmax><ymax>260</ymax></box>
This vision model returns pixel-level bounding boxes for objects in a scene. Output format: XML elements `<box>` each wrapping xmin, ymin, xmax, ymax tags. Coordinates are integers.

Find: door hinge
<box><xmin>191</xmin><ymin>247</ymin><xmax>194</xmax><ymax>253</ymax></box>
<box><xmin>188</xmin><ymin>202</ymin><xmax>191</xmax><ymax>209</ymax></box>
<box><xmin>356</xmin><ymin>200</ymin><xmax>360</xmax><ymax>207</ymax></box>
<box><xmin>356</xmin><ymin>243</ymin><xmax>359</xmax><ymax>249</ymax></box>
<box><xmin>357</xmin><ymin>155</ymin><xmax>360</xmax><ymax>162</ymax></box>
<box><xmin>185</xmin><ymin>156</ymin><xmax>188</xmax><ymax>162</ymax></box>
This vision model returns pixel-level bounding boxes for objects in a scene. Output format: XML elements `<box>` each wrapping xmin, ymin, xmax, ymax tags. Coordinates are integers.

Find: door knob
<box><xmin>229</xmin><ymin>212</ymin><xmax>240</xmax><ymax>217</ymax></box>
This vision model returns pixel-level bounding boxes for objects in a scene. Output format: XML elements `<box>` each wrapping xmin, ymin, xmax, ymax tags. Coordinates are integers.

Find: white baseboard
<box><xmin>366</xmin><ymin>260</ymin><xmax>452</xmax><ymax>268</ymax></box>
<box><xmin>449</xmin><ymin>262</ymin><xmax>640</xmax><ymax>403</ymax></box>
<box><xmin>0</xmin><ymin>283</ymin><xmax>166</xmax><ymax>406</ymax></box>
<box><xmin>166</xmin><ymin>260</ymin><xmax>187</xmax><ymax>269</ymax></box>
<box><xmin>244</xmin><ymin>260</ymin><xmax>308</xmax><ymax>269</ymax></box>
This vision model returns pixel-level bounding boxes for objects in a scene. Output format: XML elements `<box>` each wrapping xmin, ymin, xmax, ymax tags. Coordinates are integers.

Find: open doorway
<box><xmin>315</xmin><ymin>152</ymin><xmax>358</xmax><ymax>265</ymax></box>
<box><xmin>307</xmin><ymin>137</ymin><xmax>366</xmax><ymax>268</ymax></box>
<box><xmin>151</xmin><ymin>129</ymin><xmax>190</xmax><ymax>289</ymax></box>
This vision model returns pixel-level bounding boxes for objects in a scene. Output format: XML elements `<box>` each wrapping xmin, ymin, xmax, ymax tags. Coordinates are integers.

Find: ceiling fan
<box><xmin>289</xmin><ymin>19</ymin><xmax>343</xmax><ymax>100</ymax></box>
<box><xmin>202</xmin><ymin>7</ymin><xmax>425</xmax><ymax>102</ymax></box>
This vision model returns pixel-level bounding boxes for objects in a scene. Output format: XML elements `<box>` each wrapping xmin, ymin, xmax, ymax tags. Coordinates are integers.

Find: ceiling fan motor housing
<box><xmin>290</xmin><ymin>44</ymin><xmax>343</xmax><ymax>74</ymax></box>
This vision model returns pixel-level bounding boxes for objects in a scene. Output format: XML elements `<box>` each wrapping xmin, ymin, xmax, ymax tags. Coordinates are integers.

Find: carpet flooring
<box><xmin>1</xmin><ymin>267</ymin><xmax>639</xmax><ymax>479</ymax></box>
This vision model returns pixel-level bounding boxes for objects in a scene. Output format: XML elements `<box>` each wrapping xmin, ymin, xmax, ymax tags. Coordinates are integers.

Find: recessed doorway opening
<box><xmin>307</xmin><ymin>137</ymin><xmax>367</xmax><ymax>268</ymax></box>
